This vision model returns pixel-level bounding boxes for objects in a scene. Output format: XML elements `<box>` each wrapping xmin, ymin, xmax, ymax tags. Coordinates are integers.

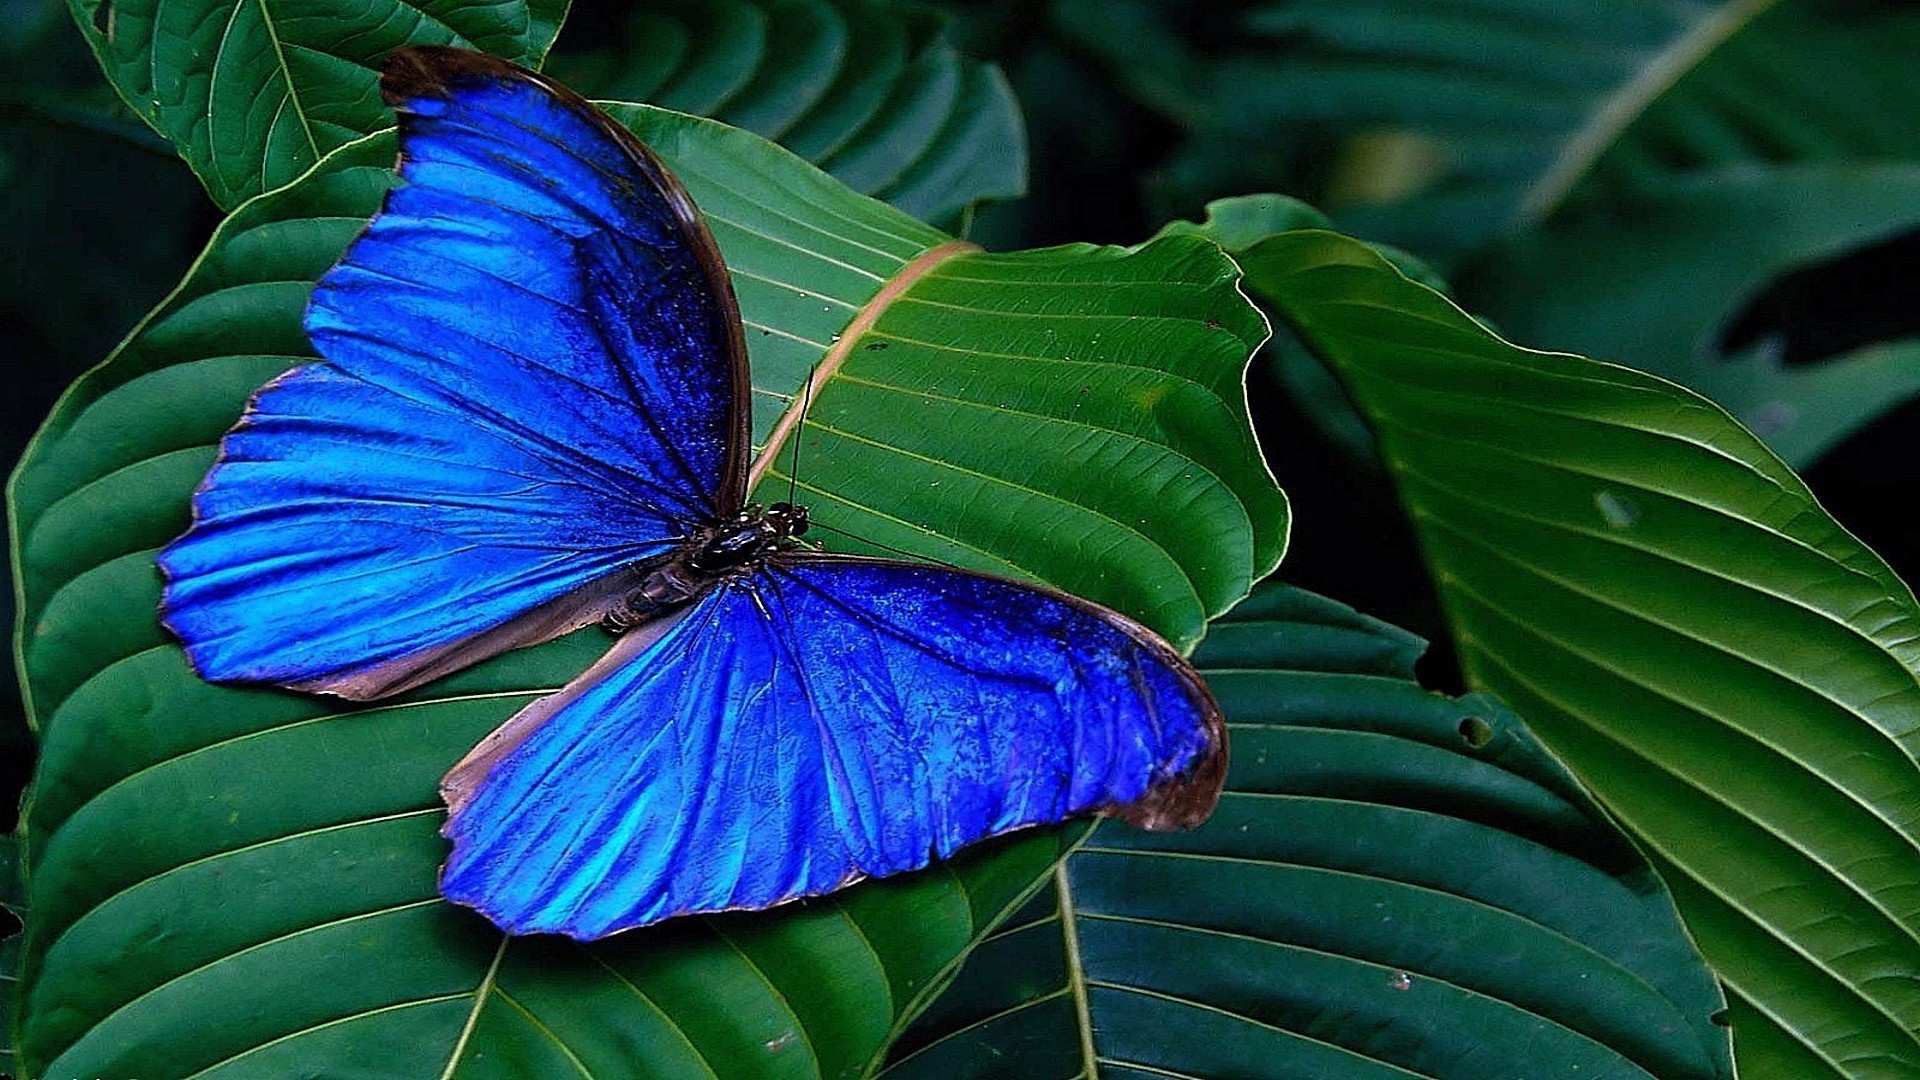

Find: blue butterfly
<box><xmin>157</xmin><ymin>46</ymin><xmax>1226</xmax><ymax>941</ymax></box>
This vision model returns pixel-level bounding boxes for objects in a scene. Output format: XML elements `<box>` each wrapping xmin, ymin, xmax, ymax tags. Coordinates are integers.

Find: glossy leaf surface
<box><xmin>1242</xmin><ymin>228</ymin><xmax>1920</xmax><ymax>1079</ymax></box>
<box><xmin>63</xmin><ymin>0</ymin><xmax>570</xmax><ymax>209</ymax></box>
<box><xmin>887</xmin><ymin>585</ymin><xmax>1732</xmax><ymax>1079</ymax></box>
<box><xmin>7</xmin><ymin>105</ymin><xmax>1281</xmax><ymax>1077</ymax></box>
<box><xmin>549</xmin><ymin>0</ymin><xmax>1024</xmax><ymax>223</ymax></box>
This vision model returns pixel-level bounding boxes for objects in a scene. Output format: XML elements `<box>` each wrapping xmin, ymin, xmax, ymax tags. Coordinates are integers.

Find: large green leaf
<box><xmin>549</xmin><ymin>0</ymin><xmax>1024</xmax><ymax>224</ymax></box>
<box><xmin>1068</xmin><ymin>0</ymin><xmax>1920</xmax><ymax>258</ymax></box>
<box><xmin>63</xmin><ymin>0</ymin><xmax>568</xmax><ymax>208</ymax></box>
<box><xmin>1239</xmin><ymin>228</ymin><xmax>1920</xmax><ymax>1078</ymax></box>
<box><xmin>1466</xmin><ymin>163</ymin><xmax>1920</xmax><ymax>467</ymax></box>
<box><xmin>883</xmin><ymin>584</ymin><xmax>1732</xmax><ymax>1079</ymax></box>
<box><xmin>6</xmin><ymin>104</ymin><xmax>1283</xmax><ymax>1076</ymax></box>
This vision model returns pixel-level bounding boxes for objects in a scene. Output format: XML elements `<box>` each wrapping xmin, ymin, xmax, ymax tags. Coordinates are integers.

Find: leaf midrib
<box><xmin>437</xmin><ymin>936</ymin><xmax>507</xmax><ymax>1080</ymax></box>
<box><xmin>746</xmin><ymin>239</ymin><xmax>979</xmax><ymax>491</ymax></box>
<box><xmin>1055</xmin><ymin>861</ymin><xmax>1098</xmax><ymax>1080</ymax></box>
<box><xmin>1513</xmin><ymin>0</ymin><xmax>1783</xmax><ymax>226</ymax></box>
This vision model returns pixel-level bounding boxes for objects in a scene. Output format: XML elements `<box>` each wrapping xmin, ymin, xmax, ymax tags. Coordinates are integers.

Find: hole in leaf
<box><xmin>91</xmin><ymin>0</ymin><xmax>112</xmax><ymax>37</ymax></box>
<box><xmin>1457</xmin><ymin>716</ymin><xmax>1493</xmax><ymax>748</ymax></box>
<box><xmin>1805</xmin><ymin>395</ymin><xmax>1920</xmax><ymax>588</ymax></box>
<box><xmin>1716</xmin><ymin>227</ymin><xmax>1920</xmax><ymax>367</ymax></box>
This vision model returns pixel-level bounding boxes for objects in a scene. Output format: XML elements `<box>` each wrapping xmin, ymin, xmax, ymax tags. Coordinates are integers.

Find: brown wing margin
<box><xmin>766</xmin><ymin>551</ymin><xmax>1230</xmax><ymax>831</ymax></box>
<box><xmin>378</xmin><ymin>45</ymin><xmax>756</xmax><ymax>513</ymax></box>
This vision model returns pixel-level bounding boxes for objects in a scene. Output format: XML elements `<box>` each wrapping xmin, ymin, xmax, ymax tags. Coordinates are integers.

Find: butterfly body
<box><xmin>158</xmin><ymin>46</ymin><xmax>1228</xmax><ymax>941</ymax></box>
<box><xmin>604</xmin><ymin>501</ymin><xmax>811</xmax><ymax>629</ymax></box>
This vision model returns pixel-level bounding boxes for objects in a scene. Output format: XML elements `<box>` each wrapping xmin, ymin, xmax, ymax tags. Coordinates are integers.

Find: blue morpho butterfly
<box><xmin>157</xmin><ymin>46</ymin><xmax>1227</xmax><ymax>941</ymax></box>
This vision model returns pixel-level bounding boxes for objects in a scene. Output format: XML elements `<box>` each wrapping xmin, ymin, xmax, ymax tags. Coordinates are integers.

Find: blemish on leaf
<box><xmin>1745</xmin><ymin>400</ymin><xmax>1797</xmax><ymax>437</ymax></box>
<box><xmin>1594</xmin><ymin>490</ymin><xmax>1638</xmax><ymax>529</ymax></box>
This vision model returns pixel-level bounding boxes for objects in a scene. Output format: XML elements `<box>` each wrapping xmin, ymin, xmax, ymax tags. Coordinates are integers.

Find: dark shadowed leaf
<box><xmin>1467</xmin><ymin>163</ymin><xmax>1920</xmax><ymax>467</ymax></box>
<box><xmin>63</xmin><ymin>0</ymin><xmax>569</xmax><ymax>207</ymax></box>
<box><xmin>1063</xmin><ymin>0</ymin><xmax>1920</xmax><ymax>259</ymax></box>
<box><xmin>549</xmin><ymin>0</ymin><xmax>1025</xmax><ymax>224</ymax></box>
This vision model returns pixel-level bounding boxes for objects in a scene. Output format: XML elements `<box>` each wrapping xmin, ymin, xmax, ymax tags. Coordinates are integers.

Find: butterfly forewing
<box><xmin>158</xmin><ymin>48</ymin><xmax>750</xmax><ymax>700</ymax></box>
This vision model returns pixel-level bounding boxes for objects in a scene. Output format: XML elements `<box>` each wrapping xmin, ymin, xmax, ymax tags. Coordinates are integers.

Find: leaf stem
<box><xmin>1055</xmin><ymin>861</ymin><xmax>1098</xmax><ymax>1078</ymax></box>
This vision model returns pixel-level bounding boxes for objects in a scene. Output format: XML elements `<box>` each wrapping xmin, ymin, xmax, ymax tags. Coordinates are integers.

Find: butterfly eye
<box><xmin>769</xmin><ymin>502</ymin><xmax>808</xmax><ymax>536</ymax></box>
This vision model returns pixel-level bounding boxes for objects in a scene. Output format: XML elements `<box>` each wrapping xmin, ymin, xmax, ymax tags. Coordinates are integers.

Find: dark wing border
<box><xmin>764</xmin><ymin>550</ymin><xmax>1230</xmax><ymax>830</ymax></box>
<box><xmin>379</xmin><ymin>45</ymin><xmax>756</xmax><ymax>512</ymax></box>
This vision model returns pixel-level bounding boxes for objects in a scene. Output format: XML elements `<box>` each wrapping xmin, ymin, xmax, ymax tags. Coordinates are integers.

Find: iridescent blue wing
<box><xmin>159</xmin><ymin>48</ymin><xmax>749</xmax><ymax>700</ymax></box>
<box><xmin>439</xmin><ymin>556</ymin><xmax>1226</xmax><ymax>939</ymax></box>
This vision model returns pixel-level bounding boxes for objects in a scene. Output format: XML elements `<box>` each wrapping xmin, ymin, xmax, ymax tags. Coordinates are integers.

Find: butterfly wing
<box><xmin>439</xmin><ymin>556</ymin><xmax>1226</xmax><ymax>939</ymax></box>
<box><xmin>159</xmin><ymin>48</ymin><xmax>749</xmax><ymax>699</ymax></box>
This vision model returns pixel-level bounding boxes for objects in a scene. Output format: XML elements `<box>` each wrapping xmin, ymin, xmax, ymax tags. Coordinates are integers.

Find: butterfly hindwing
<box><xmin>159</xmin><ymin>49</ymin><xmax>749</xmax><ymax>699</ymax></box>
<box><xmin>440</xmin><ymin>556</ymin><xmax>1226</xmax><ymax>939</ymax></box>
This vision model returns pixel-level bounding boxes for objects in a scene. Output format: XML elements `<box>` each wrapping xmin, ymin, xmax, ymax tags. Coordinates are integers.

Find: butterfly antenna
<box><xmin>787</xmin><ymin>362</ymin><xmax>818</xmax><ymax>504</ymax></box>
<box><xmin>787</xmin><ymin>362</ymin><xmax>963</xmax><ymax>574</ymax></box>
<box><xmin>807</xmin><ymin>519</ymin><xmax>968</xmax><ymax>572</ymax></box>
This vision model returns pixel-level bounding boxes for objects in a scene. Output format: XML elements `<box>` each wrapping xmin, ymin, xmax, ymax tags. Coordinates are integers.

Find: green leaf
<box><xmin>884</xmin><ymin>584</ymin><xmax>1732</xmax><ymax>1079</ymax></box>
<box><xmin>7</xmin><ymin>106</ymin><xmax>1282</xmax><ymax>1076</ymax></box>
<box><xmin>1107</xmin><ymin>0</ymin><xmax>1920</xmax><ymax>258</ymax></box>
<box><xmin>1467</xmin><ymin>163</ymin><xmax>1920</xmax><ymax>467</ymax></box>
<box><xmin>1239</xmin><ymin>228</ymin><xmax>1920</xmax><ymax>1078</ymax></box>
<box><xmin>548</xmin><ymin>0</ymin><xmax>1025</xmax><ymax>224</ymax></box>
<box><xmin>63</xmin><ymin>0</ymin><xmax>569</xmax><ymax>208</ymax></box>
<box><xmin>1166</xmin><ymin>194</ymin><xmax>1456</xmax><ymax>467</ymax></box>
<box><xmin>1156</xmin><ymin>193</ymin><xmax>1332</xmax><ymax>253</ymax></box>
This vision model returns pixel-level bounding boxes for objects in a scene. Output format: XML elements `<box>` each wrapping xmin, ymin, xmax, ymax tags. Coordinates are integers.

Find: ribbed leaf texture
<box><xmin>6</xmin><ymin>106</ymin><xmax>1283</xmax><ymax>1078</ymax></box>
<box><xmin>549</xmin><ymin>0</ymin><xmax>1025</xmax><ymax>223</ymax></box>
<box><xmin>883</xmin><ymin>585</ymin><xmax>1733</xmax><ymax>1079</ymax></box>
<box><xmin>1240</xmin><ymin>227</ymin><xmax>1920</xmax><ymax>1080</ymax></box>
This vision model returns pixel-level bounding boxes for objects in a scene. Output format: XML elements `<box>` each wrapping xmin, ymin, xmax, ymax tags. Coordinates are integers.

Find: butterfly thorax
<box><xmin>605</xmin><ymin>502</ymin><xmax>810</xmax><ymax>632</ymax></box>
<box><xmin>688</xmin><ymin>502</ymin><xmax>811</xmax><ymax>573</ymax></box>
